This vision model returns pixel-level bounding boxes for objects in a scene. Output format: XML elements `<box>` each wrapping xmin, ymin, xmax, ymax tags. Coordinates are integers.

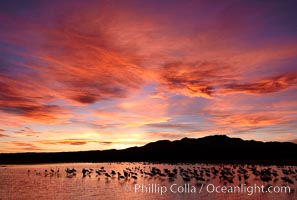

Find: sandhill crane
<box><xmin>105</xmin><ymin>173</ymin><xmax>111</xmax><ymax>178</ymax></box>
<box><xmin>281</xmin><ymin>177</ymin><xmax>294</xmax><ymax>184</ymax></box>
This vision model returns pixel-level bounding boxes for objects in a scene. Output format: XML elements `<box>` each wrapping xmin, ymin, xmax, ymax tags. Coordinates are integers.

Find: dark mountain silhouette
<box><xmin>1</xmin><ymin>135</ymin><xmax>296</xmax><ymax>165</ymax></box>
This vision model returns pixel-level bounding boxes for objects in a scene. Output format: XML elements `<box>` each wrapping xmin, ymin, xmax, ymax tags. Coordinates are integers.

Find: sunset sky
<box><xmin>0</xmin><ymin>0</ymin><xmax>297</xmax><ymax>152</ymax></box>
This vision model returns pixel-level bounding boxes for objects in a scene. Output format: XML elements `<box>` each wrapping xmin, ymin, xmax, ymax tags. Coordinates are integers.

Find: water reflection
<box><xmin>0</xmin><ymin>163</ymin><xmax>296</xmax><ymax>200</ymax></box>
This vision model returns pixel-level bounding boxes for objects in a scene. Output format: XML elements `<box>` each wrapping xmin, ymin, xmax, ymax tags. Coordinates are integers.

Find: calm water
<box><xmin>0</xmin><ymin>163</ymin><xmax>296</xmax><ymax>200</ymax></box>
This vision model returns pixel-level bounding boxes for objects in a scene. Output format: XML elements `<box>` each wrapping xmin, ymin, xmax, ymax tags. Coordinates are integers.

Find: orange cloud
<box><xmin>0</xmin><ymin>75</ymin><xmax>71</xmax><ymax>124</ymax></box>
<box><xmin>0</xmin><ymin>133</ymin><xmax>9</xmax><ymax>138</ymax></box>
<box><xmin>91</xmin><ymin>97</ymin><xmax>171</xmax><ymax>128</ymax></box>
<box><xmin>2</xmin><ymin>141</ymin><xmax>43</xmax><ymax>152</ymax></box>
<box><xmin>220</xmin><ymin>72</ymin><xmax>297</xmax><ymax>95</ymax></box>
<box><xmin>38</xmin><ymin>139</ymin><xmax>136</xmax><ymax>146</ymax></box>
<box><xmin>157</xmin><ymin>61</ymin><xmax>297</xmax><ymax>98</ymax></box>
<box><xmin>158</xmin><ymin>61</ymin><xmax>233</xmax><ymax>98</ymax></box>
<box><xmin>14</xmin><ymin>127</ymin><xmax>41</xmax><ymax>137</ymax></box>
<box><xmin>40</xmin><ymin>139</ymin><xmax>92</xmax><ymax>146</ymax></box>
<box><xmin>210</xmin><ymin>111</ymin><xmax>292</xmax><ymax>128</ymax></box>
<box><xmin>94</xmin><ymin>111</ymin><xmax>170</xmax><ymax>128</ymax></box>
<box><xmin>23</xmin><ymin>7</ymin><xmax>155</xmax><ymax>105</ymax></box>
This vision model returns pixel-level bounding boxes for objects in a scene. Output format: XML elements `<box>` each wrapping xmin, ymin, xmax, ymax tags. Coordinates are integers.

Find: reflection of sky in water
<box><xmin>0</xmin><ymin>163</ymin><xmax>296</xmax><ymax>200</ymax></box>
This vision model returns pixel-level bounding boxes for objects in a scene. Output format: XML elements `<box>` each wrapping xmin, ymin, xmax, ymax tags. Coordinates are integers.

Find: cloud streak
<box><xmin>0</xmin><ymin>133</ymin><xmax>9</xmax><ymax>138</ymax></box>
<box><xmin>158</xmin><ymin>62</ymin><xmax>297</xmax><ymax>98</ymax></box>
<box><xmin>221</xmin><ymin>72</ymin><xmax>297</xmax><ymax>95</ymax></box>
<box><xmin>0</xmin><ymin>74</ymin><xmax>70</xmax><ymax>124</ymax></box>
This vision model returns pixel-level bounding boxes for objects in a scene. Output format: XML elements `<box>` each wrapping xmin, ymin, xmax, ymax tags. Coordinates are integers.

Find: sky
<box><xmin>0</xmin><ymin>0</ymin><xmax>297</xmax><ymax>152</ymax></box>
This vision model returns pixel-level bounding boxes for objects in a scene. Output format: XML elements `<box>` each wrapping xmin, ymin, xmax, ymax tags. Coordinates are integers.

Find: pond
<box><xmin>0</xmin><ymin>163</ymin><xmax>296</xmax><ymax>200</ymax></box>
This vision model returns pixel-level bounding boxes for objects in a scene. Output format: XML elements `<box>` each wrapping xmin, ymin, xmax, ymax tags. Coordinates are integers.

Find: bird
<box><xmin>124</xmin><ymin>171</ymin><xmax>129</xmax><ymax>178</ymax></box>
<box><xmin>82</xmin><ymin>168</ymin><xmax>89</xmax><ymax>175</ymax></box>
<box><xmin>195</xmin><ymin>176</ymin><xmax>205</xmax><ymax>182</ymax></box>
<box><xmin>281</xmin><ymin>177</ymin><xmax>294</xmax><ymax>184</ymax></box>
<box><xmin>25</xmin><ymin>163</ymin><xmax>297</xmax><ymax>191</ymax></box>
<box><xmin>182</xmin><ymin>176</ymin><xmax>191</xmax><ymax>182</ymax></box>
<box><xmin>96</xmin><ymin>170</ymin><xmax>101</xmax><ymax>176</ymax></box>
<box><xmin>117</xmin><ymin>172</ymin><xmax>125</xmax><ymax>179</ymax></box>
<box><xmin>105</xmin><ymin>173</ymin><xmax>111</xmax><ymax>178</ymax></box>
<box><xmin>167</xmin><ymin>172</ymin><xmax>176</xmax><ymax>179</ymax></box>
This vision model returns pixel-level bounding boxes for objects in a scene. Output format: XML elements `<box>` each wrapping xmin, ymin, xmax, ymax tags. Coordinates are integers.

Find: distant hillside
<box><xmin>0</xmin><ymin>135</ymin><xmax>296</xmax><ymax>165</ymax></box>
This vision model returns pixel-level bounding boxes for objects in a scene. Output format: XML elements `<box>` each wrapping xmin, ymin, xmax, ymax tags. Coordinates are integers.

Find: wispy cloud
<box><xmin>210</xmin><ymin>112</ymin><xmax>291</xmax><ymax>128</ymax></box>
<box><xmin>0</xmin><ymin>133</ymin><xmax>9</xmax><ymax>138</ymax></box>
<box><xmin>220</xmin><ymin>72</ymin><xmax>297</xmax><ymax>95</ymax></box>
<box><xmin>0</xmin><ymin>75</ymin><xmax>71</xmax><ymax>124</ymax></box>
<box><xmin>145</xmin><ymin>123</ymin><xmax>198</xmax><ymax>132</ymax></box>
<box><xmin>14</xmin><ymin>127</ymin><xmax>41</xmax><ymax>137</ymax></box>
<box><xmin>2</xmin><ymin>141</ymin><xmax>43</xmax><ymax>151</ymax></box>
<box><xmin>158</xmin><ymin>61</ymin><xmax>235</xmax><ymax>98</ymax></box>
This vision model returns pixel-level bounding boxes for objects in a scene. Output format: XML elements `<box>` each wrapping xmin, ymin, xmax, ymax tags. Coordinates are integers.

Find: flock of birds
<box><xmin>28</xmin><ymin>163</ymin><xmax>297</xmax><ymax>186</ymax></box>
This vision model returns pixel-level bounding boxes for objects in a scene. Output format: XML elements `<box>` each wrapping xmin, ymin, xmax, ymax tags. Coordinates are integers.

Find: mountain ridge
<box><xmin>0</xmin><ymin>135</ymin><xmax>296</xmax><ymax>165</ymax></box>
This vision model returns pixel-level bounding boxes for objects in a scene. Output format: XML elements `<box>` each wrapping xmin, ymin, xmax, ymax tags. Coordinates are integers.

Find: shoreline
<box><xmin>1</xmin><ymin>160</ymin><xmax>297</xmax><ymax>166</ymax></box>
